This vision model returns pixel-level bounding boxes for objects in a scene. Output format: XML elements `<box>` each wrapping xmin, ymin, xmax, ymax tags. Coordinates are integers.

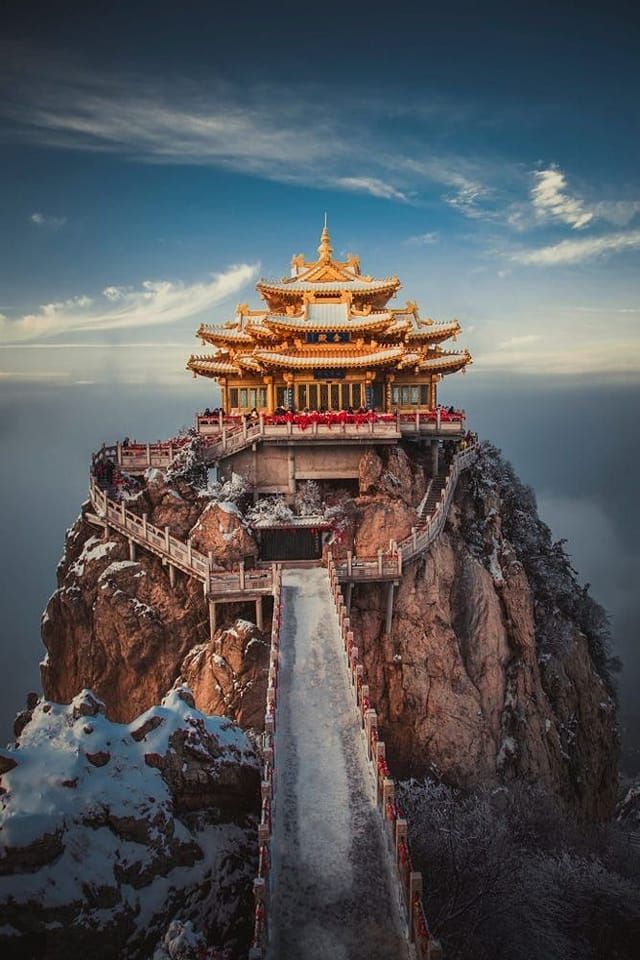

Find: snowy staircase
<box><xmin>267</xmin><ymin>568</ymin><xmax>408</xmax><ymax>960</ymax></box>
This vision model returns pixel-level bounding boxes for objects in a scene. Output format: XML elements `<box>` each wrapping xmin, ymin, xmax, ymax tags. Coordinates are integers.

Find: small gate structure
<box><xmin>256</xmin><ymin>520</ymin><xmax>330</xmax><ymax>562</ymax></box>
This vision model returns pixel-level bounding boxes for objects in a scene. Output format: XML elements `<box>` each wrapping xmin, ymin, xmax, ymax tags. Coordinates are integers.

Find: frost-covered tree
<box><xmin>399</xmin><ymin>778</ymin><xmax>640</xmax><ymax>960</ymax></box>
<box><xmin>165</xmin><ymin>434</ymin><xmax>208</xmax><ymax>490</ymax></box>
<box><xmin>246</xmin><ymin>495</ymin><xmax>295</xmax><ymax>526</ymax></box>
<box><xmin>294</xmin><ymin>480</ymin><xmax>322</xmax><ymax>517</ymax></box>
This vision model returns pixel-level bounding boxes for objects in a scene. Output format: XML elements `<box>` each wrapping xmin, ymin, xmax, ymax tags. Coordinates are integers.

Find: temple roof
<box><xmin>187</xmin><ymin>222</ymin><xmax>472</xmax><ymax>387</ymax></box>
<box><xmin>253</xmin><ymin>346</ymin><xmax>405</xmax><ymax>369</ymax></box>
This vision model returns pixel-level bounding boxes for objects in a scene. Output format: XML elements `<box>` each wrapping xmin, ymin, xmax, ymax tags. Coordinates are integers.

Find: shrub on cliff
<box><xmin>165</xmin><ymin>434</ymin><xmax>208</xmax><ymax>489</ymax></box>
<box><xmin>400</xmin><ymin>778</ymin><xmax>640</xmax><ymax>960</ymax></box>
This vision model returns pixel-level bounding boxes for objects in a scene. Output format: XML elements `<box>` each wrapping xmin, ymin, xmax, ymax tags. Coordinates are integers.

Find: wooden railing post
<box><xmin>409</xmin><ymin>872</ymin><xmax>423</xmax><ymax>942</ymax></box>
<box><xmin>239</xmin><ymin>560</ymin><xmax>246</xmax><ymax>590</ymax></box>
<box><xmin>164</xmin><ymin>526</ymin><xmax>171</xmax><ymax>552</ymax></box>
<box><xmin>377</xmin><ymin>548</ymin><xmax>383</xmax><ymax>575</ymax></box>
<box><xmin>347</xmin><ymin>550</ymin><xmax>353</xmax><ymax>577</ymax></box>
<box><xmin>146</xmin><ymin>442</ymin><xmax>151</xmax><ymax>466</ymax></box>
<box><xmin>142</xmin><ymin>513</ymin><xmax>148</xmax><ymax>538</ymax></box>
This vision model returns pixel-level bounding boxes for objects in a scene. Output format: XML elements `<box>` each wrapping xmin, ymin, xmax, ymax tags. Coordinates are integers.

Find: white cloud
<box><xmin>497</xmin><ymin>334</ymin><xmax>542</xmax><ymax>349</ymax></box>
<box><xmin>510</xmin><ymin>229</ymin><xmax>640</xmax><ymax>266</ymax></box>
<box><xmin>30</xmin><ymin>211</ymin><xmax>67</xmax><ymax>228</ymax></box>
<box><xmin>443</xmin><ymin>185</ymin><xmax>488</xmax><ymax>217</ymax></box>
<box><xmin>531</xmin><ymin>167</ymin><xmax>593</xmax><ymax>229</ymax></box>
<box><xmin>591</xmin><ymin>200</ymin><xmax>640</xmax><ymax>227</ymax></box>
<box><xmin>405</xmin><ymin>232</ymin><xmax>439</xmax><ymax>245</ymax></box>
<box><xmin>0</xmin><ymin>263</ymin><xmax>257</xmax><ymax>342</ymax></box>
<box><xmin>0</xmin><ymin>65</ymin><xmax>501</xmax><ymax>209</ymax></box>
<box><xmin>332</xmin><ymin>177</ymin><xmax>409</xmax><ymax>202</ymax></box>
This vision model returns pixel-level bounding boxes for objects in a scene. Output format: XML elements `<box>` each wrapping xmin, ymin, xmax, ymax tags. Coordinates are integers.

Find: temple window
<box><xmin>229</xmin><ymin>386</ymin><xmax>267</xmax><ymax>411</ymax></box>
<box><xmin>392</xmin><ymin>385</ymin><xmax>430</xmax><ymax>407</ymax></box>
<box><xmin>295</xmin><ymin>381</ymin><xmax>364</xmax><ymax>410</ymax></box>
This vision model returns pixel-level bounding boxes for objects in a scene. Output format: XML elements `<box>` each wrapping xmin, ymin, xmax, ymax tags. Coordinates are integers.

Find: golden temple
<box><xmin>187</xmin><ymin>222</ymin><xmax>471</xmax><ymax>413</ymax></box>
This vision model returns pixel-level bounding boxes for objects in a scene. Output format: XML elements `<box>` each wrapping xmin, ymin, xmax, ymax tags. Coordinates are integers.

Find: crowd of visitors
<box><xmin>198</xmin><ymin>402</ymin><xmax>465</xmax><ymax>426</ymax></box>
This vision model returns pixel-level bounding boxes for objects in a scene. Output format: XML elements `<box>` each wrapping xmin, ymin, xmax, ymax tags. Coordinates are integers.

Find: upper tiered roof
<box><xmin>187</xmin><ymin>222</ymin><xmax>472</xmax><ymax>382</ymax></box>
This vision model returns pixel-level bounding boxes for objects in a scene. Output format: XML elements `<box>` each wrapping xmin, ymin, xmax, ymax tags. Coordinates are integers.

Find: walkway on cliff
<box><xmin>268</xmin><ymin>568</ymin><xmax>407</xmax><ymax>960</ymax></box>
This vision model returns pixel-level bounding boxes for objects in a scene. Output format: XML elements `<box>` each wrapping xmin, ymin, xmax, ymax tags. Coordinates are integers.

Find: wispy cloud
<box><xmin>497</xmin><ymin>334</ymin><xmax>542</xmax><ymax>349</ymax></box>
<box><xmin>30</xmin><ymin>211</ymin><xmax>67</xmax><ymax>228</ymax></box>
<box><xmin>0</xmin><ymin>61</ymin><xmax>501</xmax><ymax>211</ymax></box>
<box><xmin>405</xmin><ymin>232</ymin><xmax>439</xmax><ymax>245</ymax></box>
<box><xmin>332</xmin><ymin>176</ymin><xmax>409</xmax><ymax>202</ymax></box>
<box><xmin>0</xmin><ymin>263</ymin><xmax>257</xmax><ymax>342</ymax></box>
<box><xmin>531</xmin><ymin>167</ymin><xmax>593</xmax><ymax>229</ymax></box>
<box><xmin>510</xmin><ymin>229</ymin><xmax>640</xmax><ymax>266</ymax></box>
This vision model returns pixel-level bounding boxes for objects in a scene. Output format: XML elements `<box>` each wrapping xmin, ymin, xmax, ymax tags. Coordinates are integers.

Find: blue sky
<box><xmin>1</xmin><ymin>1</ymin><xmax>639</xmax><ymax>386</ymax></box>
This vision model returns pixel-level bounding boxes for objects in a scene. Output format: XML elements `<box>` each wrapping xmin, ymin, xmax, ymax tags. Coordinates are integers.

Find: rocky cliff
<box><xmin>40</xmin><ymin>441</ymin><xmax>617</xmax><ymax>820</ymax></box>
<box><xmin>41</xmin><ymin>470</ymin><xmax>268</xmax><ymax>728</ymax></box>
<box><xmin>0</xmin><ymin>688</ymin><xmax>259</xmax><ymax>959</ymax></box>
<box><xmin>347</xmin><ymin>442</ymin><xmax>618</xmax><ymax>820</ymax></box>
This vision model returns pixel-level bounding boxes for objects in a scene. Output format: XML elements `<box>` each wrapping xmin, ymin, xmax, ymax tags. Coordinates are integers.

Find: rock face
<box><xmin>0</xmin><ymin>688</ymin><xmax>260</xmax><ymax>959</ymax></box>
<box><xmin>41</xmin><ymin>472</ymin><xmax>267</xmax><ymax>726</ymax></box>
<box><xmin>189</xmin><ymin>500</ymin><xmax>257</xmax><ymax>569</ymax></box>
<box><xmin>40</xmin><ymin>443</ymin><xmax>617</xmax><ymax>820</ymax></box>
<box><xmin>349</xmin><ymin>443</ymin><xmax>618</xmax><ymax>820</ymax></box>
<box><xmin>177</xmin><ymin>620</ymin><xmax>270</xmax><ymax>729</ymax></box>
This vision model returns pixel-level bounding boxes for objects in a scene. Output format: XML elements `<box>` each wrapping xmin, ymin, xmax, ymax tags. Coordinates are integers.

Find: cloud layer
<box><xmin>510</xmin><ymin>228</ymin><xmax>640</xmax><ymax>265</ymax></box>
<box><xmin>0</xmin><ymin>263</ymin><xmax>257</xmax><ymax>342</ymax></box>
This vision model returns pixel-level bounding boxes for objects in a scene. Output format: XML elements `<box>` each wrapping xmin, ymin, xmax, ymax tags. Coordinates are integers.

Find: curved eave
<box><xmin>263</xmin><ymin>313</ymin><xmax>394</xmax><ymax>334</ymax></box>
<box><xmin>417</xmin><ymin>352</ymin><xmax>472</xmax><ymax>374</ymax></box>
<box><xmin>408</xmin><ymin>330</ymin><xmax>460</xmax><ymax>345</ymax></box>
<box><xmin>256</xmin><ymin>278</ymin><xmax>400</xmax><ymax>297</ymax></box>
<box><xmin>199</xmin><ymin>329</ymin><xmax>255</xmax><ymax>346</ymax></box>
<box><xmin>187</xmin><ymin>355</ymin><xmax>242</xmax><ymax>377</ymax></box>
<box><xmin>253</xmin><ymin>346</ymin><xmax>404</xmax><ymax>370</ymax></box>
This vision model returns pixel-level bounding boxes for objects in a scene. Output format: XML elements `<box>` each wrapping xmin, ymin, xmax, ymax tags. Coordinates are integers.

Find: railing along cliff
<box><xmin>335</xmin><ymin>442</ymin><xmax>478</xmax><ymax>581</ymax></box>
<box><xmin>326</xmin><ymin>554</ymin><xmax>442</xmax><ymax>958</ymax></box>
<box><xmin>88</xmin><ymin>473</ymin><xmax>275</xmax><ymax>599</ymax></box>
<box><xmin>250</xmin><ymin>566</ymin><xmax>282</xmax><ymax>958</ymax></box>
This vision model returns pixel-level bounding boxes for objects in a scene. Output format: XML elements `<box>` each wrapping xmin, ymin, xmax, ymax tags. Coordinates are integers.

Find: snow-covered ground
<box><xmin>268</xmin><ymin>568</ymin><xmax>407</xmax><ymax>960</ymax></box>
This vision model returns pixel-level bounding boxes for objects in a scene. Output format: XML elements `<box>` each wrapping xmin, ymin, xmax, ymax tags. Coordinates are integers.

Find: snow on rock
<box><xmin>153</xmin><ymin>919</ymin><xmax>221</xmax><ymax>959</ymax></box>
<box><xmin>177</xmin><ymin>620</ymin><xmax>269</xmax><ymax>729</ymax></box>
<box><xmin>189</xmin><ymin>501</ymin><xmax>257</xmax><ymax>570</ymax></box>
<box><xmin>0</xmin><ymin>688</ymin><xmax>259</xmax><ymax>960</ymax></box>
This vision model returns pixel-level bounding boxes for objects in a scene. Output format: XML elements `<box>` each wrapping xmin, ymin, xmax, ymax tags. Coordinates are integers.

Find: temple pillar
<box><xmin>431</xmin><ymin>439</ymin><xmax>439</xmax><ymax>475</ymax></box>
<box><xmin>169</xmin><ymin>564</ymin><xmax>176</xmax><ymax>588</ymax></box>
<box><xmin>255</xmin><ymin>596</ymin><xmax>264</xmax><ymax>631</ymax></box>
<box><xmin>385</xmin><ymin>374</ymin><xmax>395</xmax><ymax>413</ymax></box>
<box><xmin>264</xmin><ymin>375</ymin><xmax>274</xmax><ymax>413</ymax></box>
<box><xmin>128</xmin><ymin>539</ymin><xmax>136</xmax><ymax>562</ymax></box>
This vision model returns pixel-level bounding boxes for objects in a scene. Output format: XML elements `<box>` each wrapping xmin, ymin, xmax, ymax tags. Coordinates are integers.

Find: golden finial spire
<box><xmin>318</xmin><ymin>212</ymin><xmax>333</xmax><ymax>260</ymax></box>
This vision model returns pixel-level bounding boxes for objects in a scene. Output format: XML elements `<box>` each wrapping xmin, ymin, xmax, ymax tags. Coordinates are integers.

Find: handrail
<box><xmin>326</xmin><ymin>555</ymin><xmax>442</xmax><ymax>958</ymax></box>
<box><xmin>250</xmin><ymin>567</ymin><xmax>282</xmax><ymax>958</ymax></box>
<box><xmin>335</xmin><ymin>443</ymin><xmax>478</xmax><ymax>580</ymax></box>
<box><xmin>88</xmin><ymin>466</ymin><xmax>275</xmax><ymax>598</ymax></box>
